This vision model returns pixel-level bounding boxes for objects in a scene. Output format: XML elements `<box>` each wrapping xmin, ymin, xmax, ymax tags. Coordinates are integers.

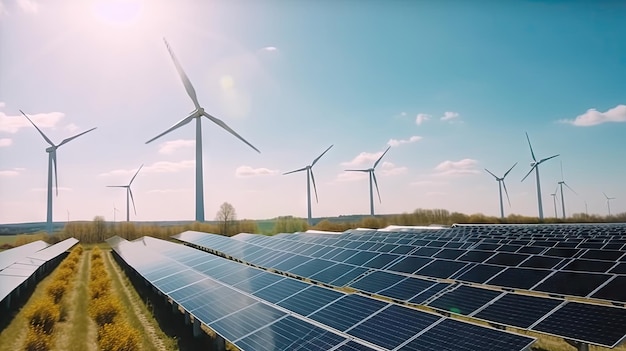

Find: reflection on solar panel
<box><xmin>427</xmin><ymin>285</ymin><xmax>502</xmax><ymax>316</ymax></box>
<box><xmin>309</xmin><ymin>294</ymin><xmax>388</xmax><ymax>332</ymax></box>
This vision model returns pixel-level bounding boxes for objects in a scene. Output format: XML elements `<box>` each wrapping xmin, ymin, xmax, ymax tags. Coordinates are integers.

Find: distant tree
<box><xmin>216</xmin><ymin>202</ymin><xmax>237</xmax><ymax>236</ymax></box>
<box><xmin>237</xmin><ymin>220</ymin><xmax>259</xmax><ymax>234</ymax></box>
<box><xmin>92</xmin><ymin>216</ymin><xmax>107</xmax><ymax>242</ymax></box>
<box><xmin>273</xmin><ymin>216</ymin><xmax>308</xmax><ymax>234</ymax></box>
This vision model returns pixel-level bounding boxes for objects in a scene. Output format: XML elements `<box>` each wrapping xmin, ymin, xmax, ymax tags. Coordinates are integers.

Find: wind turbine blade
<box><xmin>202</xmin><ymin>112</ymin><xmax>260</xmax><ymax>153</ymax></box>
<box><xmin>20</xmin><ymin>110</ymin><xmax>55</xmax><ymax>146</ymax></box>
<box><xmin>521</xmin><ymin>165</ymin><xmax>535</xmax><ymax>182</ymax></box>
<box><xmin>539</xmin><ymin>154</ymin><xmax>559</xmax><ymax>164</ymax></box>
<box><xmin>484</xmin><ymin>168</ymin><xmax>498</xmax><ymax>179</ymax></box>
<box><xmin>373</xmin><ymin>146</ymin><xmax>391</xmax><ymax>169</ymax></box>
<box><xmin>106</xmin><ymin>185</ymin><xmax>126</xmax><ymax>188</ymax></box>
<box><xmin>603</xmin><ymin>192</ymin><xmax>609</xmax><ymax>200</ymax></box>
<box><xmin>563</xmin><ymin>182</ymin><xmax>578</xmax><ymax>196</ymax></box>
<box><xmin>283</xmin><ymin>167</ymin><xmax>307</xmax><ymax>175</ymax></box>
<box><xmin>163</xmin><ymin>38</ymin><xmax>200</xmax><ymax>109</ymax></box>
<box><xmin>129</xmin><ymin>188</ymin><xmax>137</xmax><ymax>215</ymax></box>
<box><xmin>372</xmin><ymin>171</ymin><xmax>381</xmax><ymax>203</ymax></box>
<box><xmin>52</xmin><ymin>151</ymin><xmax>58</xmax><ymax>196</ymax></box>
<box><xmin>58</xmin><ymin>127</ymin><xmax>97</xmax><ymax>147</ymax></box>
<box><xmin>311</xmin><ymin>144</ymin><xmax>333</xmax><ymax>167</ymax></box>
<box><xmin>310</xmin><ymin>169</ymin><xmax>319</xmax><ymax>203</ymax></box>
<box><xmin>503</xmin><ymin>162</ymin><xmax>518</xmax><ymax>178</ymax></box>
<box><xmin>146</xmin><ymin>114</ymin><xmax>194</xmax><ymax>144</ymax></box>
<box><xmin>525</xmin><ymin>132</ymin><xmax>536</xmax><ymax>162</ymax></box>
<box><xmin>502</xmin><ymin>180</ymin><xmax>512</xmax><ymax>207</ymax></box>
<box><xmin>345</xmin><ymin>169</ymin><xmax>369</xmax><ymax>172</ymax></box>
<box><xmin>560</xmin><ymin>160</ymin><xmax>564</xmax><ymax>181</ymax></box>
<box><xmin>129</xmin><ymin>164</ymin><xmax>144</xmax><ymax>185</ymax></box>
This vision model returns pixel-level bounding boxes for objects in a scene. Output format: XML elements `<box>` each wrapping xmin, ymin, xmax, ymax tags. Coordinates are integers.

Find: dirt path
<box><xmin>54</xmin><ymin>250</ymin><xmax>98</xmax><ymax>351</ymax></box>
<box><xmin>103</xmin><ymin>250</ymin><xmax>169</xmax><ymax>351</ymax></box>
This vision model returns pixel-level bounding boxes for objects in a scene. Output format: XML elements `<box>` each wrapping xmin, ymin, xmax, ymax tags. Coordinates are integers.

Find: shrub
<box><xmin>54</xmin><ymin>267</ymin><xmax>74</xmax><ymax>283</ymax></box>
<box><xmin>25</xmin><ymin>298</ymin><xmax>60</xmax><ymax>335</ymax></box>
<box><xmin>91</xmin><ymin>248</ymin><xmax>102</xmax><ymax>260</ymax></box>
<box><xmin>46</xmin><ymin>280</ymin><xmax>67</xmax><ymax>304</ymax></box>
<box><xmin>89</xmin><ymin>295</ymin><xmax>121</xmax><ymax>326</ymax></box>
<box><xmin>89</xmin><ymin>277</ymin><xmax>111</xmax><ymax>300</ymax></box>
<box><xmin>98</xmin><ymin>321</ymin><xmax>140</xmax><ymax>351</ymax></box>
<box><xmin>23</xmin><ymin>325</ymin><xmax>51</xmax><ymax>351</ymax></box>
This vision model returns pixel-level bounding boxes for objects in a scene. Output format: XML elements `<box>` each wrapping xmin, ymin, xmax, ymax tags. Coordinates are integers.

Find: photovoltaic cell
<box><xmin>209</xmin><ymin>302</ymin><xmax>286</xmax><ymax>342</ymax></box>
<box><xmin>361</xmin><ymin>253</ymin><xmax>400</xmax><ymax>269</ymax></box>
<box><xmin>427</xmin><ymin>285</ymin><xmax>502</xmax><ymax>316</ymax></box>
<box><xmin>233</xmin><ymin>272</ymin><xmax>284</xmax><ymax>294</ymax></box>
<box><xmin>532</xmin><ymin>302</ymin><xmax>626</xmax><ymax>347</ymax></box>
<box><xmin>456</xmin><ymin>264</ymin><xmax>504</xmax><ymax>284</ymax></box>
<box><xmin>348</xmin><ymin>305</ymin><xmax>440</xmax><ymax>350</ymax></box>
<box><xmin>334</xmin><ymin>341</ymin><xmax>378</xmax><ymax>351</ymax></box>
<box><xmin>474</xmin><ymin>293</ymin><xmax>562</xmax><ymax>328</ymax></box>
<box><xmin>409</xmin><ymin>283</ymin><xmax>451</xmax><ymax>304</ymax></box>
<box><xmin>533</xmin><ymin>271</ymin><xmax>611</xmax><ymax>297</ymax></box>
<box><xmin>288</xmin><ymin>258</ymin><xmax>336</xmax><ymax>278</ymax></box>
<box><xmin>485</xmin><ymin>253</ymin><xmax>530</xmax><ymax>266</ymax></box>
<box><xmin>519</xmin><ymin>255</ymin><xmax>562</xmax><ymax>269</ymax></box>
<box><xmin>253</xmin><ymin>278</ymin><xmax>309</xmax><ymax>303</ymax></box>
<box><xmin>387</xmin><ymin>256</ymin><xmax>433</xmax><ymax>274</ymax></box>
<box><xmin>309</xmin><ymin>294</ymin><xmax>388</xmax><ymax>332</ymax></box>
<box><xmin>309</xmin><ymin>263</ymin><xmax>355</xmax><ymax>284</ymax></box>
<box><xmin>561</xmin><ymin>258</ymin><xmax>614</xmax><ymax>273</ymax></box>
<box><xmin>486</xmin><ymin>268</ymin><xmax>551</xmax><ymax>290</ymax></box>
<box><xmin>415</xmin><ymin>260</ymin><xmax>467</xmax><ymax>279</ymax></box>
<box><xmin>378</xmin><ymin>277</ymin><xmax>436</xmax><ymax>301</ymax></box>
<box><xmin>457</xmin><ymin>250</ymin><xmax>494</xmax><ymax>263</ymax></box>
<box><xmin>404</xmin><ymin>318</ymin><xmax>535</xmax><ymax>351</ymax></box>
<box><xmin>344</xmin><ymin>251</ymin><xmax>379</xmax><ymax>266</ymax></box>
<box><xmin>349</xmin><ymin>271</ymin><xmax>406</xmax><ymax>294</ymax></box>
<box><xmin>277</xmin><ymin>285</ymin><xmax>343</xmax><ymax>316</ymax></box>
<box><xmin>331</xmin><ymin>266</ymin><xmax>369</xmax><ymax>286</ymax></box>
<box><xmin>590</xmin><ymin>276</ymin><xmax>626</xmax><ymax>303</ymax></box>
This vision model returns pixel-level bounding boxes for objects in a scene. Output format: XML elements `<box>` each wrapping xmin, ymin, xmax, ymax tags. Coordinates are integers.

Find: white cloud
<box><xmin>158</xmin><ymin>139</ymin><xmax>194</xmax><ymax>155</ymax></box>
<box><xmin>559</xmin><ymin>105</ymin><xmax>626</xmax><ymax>126</ymax></box>
<box><xmin>380</xmin><ymin>162</ymin><xmax>407</xmax><ymax>176</ymax></box>
<box><xmin>64</xmin><ymin>123</ymin><xmax>79</xmax><ymax>133</ymax></box>
<box><xmin>441</xmin><ymin>111</ymin><xmax>460</xmax><ymax>121</ymax></box>
<box><xmin>387</xmin><ymin>135</ymin><xmax>422</xmax><ymax>147</ymax></box>
<box><xmin>341</xmin><ymin>150</ymin><xmax>386</xmax><ymax>167</ymax></box>
<box><xmin>416</xmin><ymin>113</ymin><xmax>430</xmax><ymax>125</ymax></box>
<box><xmin>0</xmin><ymin>138</ymin><xmax>12</xmax><ymax>147</ymax></box>
<box><xmin>0</xmin><ymin>109</ymin><xmax>65</xmax><ymax>133</ymax></box>
<box><xmin>17</xmin><ymin>0</ymin><xmax>38</xmax><ymax>13</ymax></box>
<box><xmin>262</xmin><ymin>46</ymin><xmax>278</xmax><ymax>52</ymax></box>
<box><xmin>99</xmin><ymin>160</ymin><xmax>194</xmax><ymax>177</ymax></box>
<box><xmin>235</xmin><ymin>166</ymin><xmax>279</xmax><ymax>178</ymax></box>
<box><xmin>434</xmin><ymin>158</ymin><xmax>479</xmax><ymax>176</ymax></box>
<box><xmin>335</xmin><ymin>171</ymin><xmax>368</xmax><ymax>182</ymax></box>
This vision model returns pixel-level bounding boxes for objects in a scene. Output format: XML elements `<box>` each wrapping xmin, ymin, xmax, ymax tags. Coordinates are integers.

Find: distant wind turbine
<box><xmin>146</xmin><ymin>38</ymin><xmax>259</xmax><ymax>222</ymax></box>
<box><xmin>521</xmin><ymin>132</ymin><xmax>559</xmax><ymax>221</ymax></box>
<box><xmin>604</xmin><ymin>192</ymin><xmax>616</xmax><ymax>216</ymax></box>
<box><xmin>345</xmin><ymin>146</ymin><xmax>391</xmax><ymax>216</ymax></box>
<box><xmin>484</xmin><ymin>162</ymin><xmax>517</xmax><ymax>219</ymax></box>
<box><xmin>556</xmin><ymin>161</ymin><xmax>577</xmax><ymax>219</ymax></box>
<box><xmin>113</xmin><ymin>204</ymin><xmax>120</xmax><ymax>222</ymax></box>
<box><xmin>20</xmin><ymin>110</ymin><xmax>97</xmax><ymax>234</ymax></box>
<box><xmin>284</xmin><ymin>145</ymin><xmax>333</xmax><ymax>225</ymax></box>
<box><xmin>107</xmin><ymin>165</ymin><xmax>143</xmax><ymax>222</ymax></box>
<box><xmin>550</xmin><ymin>186</ymin><xmax>558</xmax><ymax>218</ymax></box>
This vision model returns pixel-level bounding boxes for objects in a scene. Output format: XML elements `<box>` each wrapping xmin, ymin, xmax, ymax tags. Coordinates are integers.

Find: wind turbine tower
<box><xmin>345</xmin><ymin>146</ymin><xmax>391</xmax><ymax>216</ymax></box>
<box><xmin>557</xmin><ymin>161</ymin><xmax>577</xmax><ymax>219</ymax></box>
<box><xmin>107</xmin><ymin>165</ymin><xmax>143</xmax><ymax>222</ymax></box>
<box><xmin>283</xmin><ymin>145</ymin><xmax>333</xmax><ymax>225</ymax></box>
<box><xmin>521</xmin><ymin>132</ymin><xmax>559</xmax><ymax>221</ymax></box>
<box><xmin>20</xmin><ymin>110</ymin><xmax>97</xmax><ymax>234</ymax></box>
<box><xmin>146</xmin><ymin>38</ymin><xmax>259</xmax><ymax>222</ymax></box>
<box><xmin>604</xmin><ymin>192</ymin><xmax>616</xmax><ymax>216</ymax></box>
<box><xmin>550</xmin><ymin>187</ymin><xmax>558</xmax><ymax>218</ymax></box>
<box><xmin>484</xmin><ymin>162</ymin><xmax>517</xmax><ymax>219</ymax></box>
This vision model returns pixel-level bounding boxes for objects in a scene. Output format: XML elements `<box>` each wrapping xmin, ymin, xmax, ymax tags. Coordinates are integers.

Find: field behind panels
<box><xmin>109</xmin><ymin>223</ymin><xmax>626</xmax><ymax>351</ymax></box>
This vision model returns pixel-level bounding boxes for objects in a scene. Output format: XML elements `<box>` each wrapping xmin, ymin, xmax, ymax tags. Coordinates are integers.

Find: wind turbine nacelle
<box><xmin>530</xmin><ymin>162</ymin><xmax>537</xmax><ymax>167</ymax></box>
<box><xmin>46</xmin><ymin>146</ymin><xmax>56</xmax><ymax>153</ymax></box>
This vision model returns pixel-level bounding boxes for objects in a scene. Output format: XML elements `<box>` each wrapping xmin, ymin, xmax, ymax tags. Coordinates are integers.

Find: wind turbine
<box><xmin>113</xmin><ymin>205</ymin><xmax>120</xmax><ymax>222</ymax></box>
<box><xmin>521</xmin><ymin>132</ymin><xmax>559</xmax><ymax>221</ymax></box>
<box><xmin>107</xmin><ymin>165</ymin><xmax>143</xmax><ymax>222</ymax></box>
<box><xmin>604</xmin><ymin>192</ymin><xmax>616</xmax><ymax>216</ymax></box>
<box><xmin>484</xmin><ymin>162</ymin><xmax>517</xmax><ymax>219</ymax></box>
<box><xmin>345</xmin><ymin>146</ymin><xmax>391</xmax><ymax>216</ymax></box>
<box><xmin>283</xmin><ymin>145</ymin><xmax>333</xmax><ymax>225</ymax></box>
<box><xmin>556</xmin><ymin>161</ymin><xmax>577</xmax><ymax>219</ymax></box>
<box><xmin>20</xmin><ymin>110</ymin><xmax>97</xmax><ymax>234</ymax></box>
<box><xmin>550</xmin><ymin>186</ymin><xmax>558</xmax><ymax>218</ymax></box>
<box><xmin>146</xmin><ymin>38</ymin><xmax>259</xmax><ymax>222</ymax></box>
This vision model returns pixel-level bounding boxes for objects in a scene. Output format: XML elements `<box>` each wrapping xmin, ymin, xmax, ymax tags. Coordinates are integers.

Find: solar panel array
<box><xmin>173</xmin><ymin>223</ymin><xmax>626</xmax><ymax>348</ymax></box>
<box><xmin>108</xmin><ymin>235</ymin><xmax>535</xmax><ymax>351</ymax></box>
<box><xmin>0</xmin><ymin>238</ymin><xmax>79</xmax><ymax>305</ymax></box>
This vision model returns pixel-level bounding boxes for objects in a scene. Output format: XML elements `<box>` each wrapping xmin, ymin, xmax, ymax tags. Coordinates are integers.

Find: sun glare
<box><xmin>91</xmin><ymin>0</ymin><xmax>144</xmax><ymax>27</ymax></box>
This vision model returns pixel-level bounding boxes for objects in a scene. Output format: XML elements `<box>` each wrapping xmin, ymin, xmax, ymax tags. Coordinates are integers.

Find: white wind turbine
<box><xmin>604</xmin><ymin>192</ymin><xmax>616</xmax><ymax>216</ymax></box>
<box><xmin>484</xmin><ymin>162</ymin><xmax>517</xmax><ymax>219</ymax></box>
<box><xmin>146</xmin><ymin>38</ymin><xmax>260</xmax><ymax>222</ymax></box>
<box><xmin>20</xmin><ymin>110</ymin><xmax>96</xmax><ymax>234</ymax></box>
<box><xmin>556</xmin><ymin>161</ymin><xmax>577</xmax><ymax>219</ymax></box>
<box><xmin>550</xmin><ymin>186</ymin><xmax>559</xmax><ymax>218</ymax></box>
<box><xmin>107</xmin><ymin>165</ymin><xmax>143</xmax><ymax>222</ymax></box>
<box><xmin>345</xmin><ymin>146</ymin><xmax>391</xmax><ymax>216</ymax></box>
<box><xmin>283</xmin><ymin>145</ymin><xmax>334</xmax><ymax>225</ymax></box>
<box><xmin>521</xmin><ymin>132</ymin><xmax>559</xmax><ymax>221</ymax></box>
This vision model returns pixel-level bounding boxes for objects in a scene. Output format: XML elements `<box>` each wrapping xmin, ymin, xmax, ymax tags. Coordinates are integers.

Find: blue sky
<box><xmin>1</xmin><ymin>0</ymin><xmax>625</xmax><ymax>223</ymax></box>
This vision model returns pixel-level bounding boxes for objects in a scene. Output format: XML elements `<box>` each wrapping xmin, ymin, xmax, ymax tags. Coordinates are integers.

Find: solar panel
<box><xmin>377</xmin><ymin>277</ymin><xmax>437</xmax><ymax>301</ymax></box>
<box><xmin>347</xmin><ymin>304</ymin><xmax>441</xmax><ymax>350</ymax></box>
<box><xmin>457</xmin><ymin>250</ymin><xmax>494</xmax><ymax>263</ymax></box>
<box><xmin>308</xmin><ymin>263</ymin><xmax>357</xmax><ymax>284</ymax></box>
<box><xmin>532</xmin><ymin>302</ymin><xmax>626</xmax><ymax>347</ymax></box>
<box><xmin>484</xmin><ymin>252</ymin><xmax>530</xmax><ymax>266</ymax></box>
<box><xmin>486</xmin><ymin>267</ymin><xmax>551</xmax><ymax>290</ymax></box>
<box><xmin>403</xmin><ymin>318</ymin><xmax>535</xmax><ymax>351</ymax></box>
<box><xmin>532</xmin><ymin>271</ymin><xmax>611</xmax><ymax>297</ymax></box>
<box><xmin>581</xmin><ymin>249</ymin><xmax>624</xmax><ymax>261</ymax></box>
<box><xmin>253</xmin><ymin>278</ymin><xmax>309</xmax><ymax>303</ymax></box>
<box><xmin>287</xmin><ymin>258</ymin><xmax>335</xmax><ymax>278</ymax></box>
<box><xmin>277</xmin><ymin>285</ymin><xmax>343</xmax><ymax>316</ymax></box>
<box><xmin>455</xmin><ymin>264</ymin><xmax>504</xmax><ymax>284</ymax></box>
<box><xmin>233</xmin><ymin>272</ymin><xmax>284</xmax><ymax>294</ymax></box>
<box><xmin>208</xmin><ymin>302</ymin><xmax>286</xmax><ymax>342</ymax></box>
<box><xmin>349</xmin><ymin>271</ymin><xmax>406</xmax><ymax>294</ymax></box>
<box><xmin>560</xmin><ymin>258</ymin><xmax>615</xmax><ymax>273</ymax></box>
<box><xmin>590</xmin><ymin>276</ymin><xmax>626</xmax><ymax>303</ymax></box>
<box><xmin>333</xmin><ymin>340</ymin><xmax>378</xmax><ymax>351</ymax></box>
<box><xmin>473</xmin><ymin>293</ymin><xmax>562</xmax><ymax>328</ymax></box>
<box><xmin>414</xmin><ymin>259</ymin><xmax>467</xmax><ymax>279</ymax></box>
<box><xmin>330</xmin><ymin>266</ymin><xmax>369</xmax><ymax>286</ymax></box>
<box><xmin>309</xmin><ymin>294</ymin><xmax>388</xmax><ymax>332</ymax></box>
<box><xmin>427</xmin><ymin>285</ymin><xmax>502</xmax><ymax>316</ymax></box>
<box><xmin>361</xmin><ymin>253</ymin><xmax>400</xmax><ymax>269</ymax></box>
<box><xmin>519</xmin><ymin>255</ymin><xmax>562</xmax><ymax>269</ymax></box>
<box><xmin>386</xmin><ymin>256</ymin><xmax>433</xmax><ymax>274</ymax></box>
